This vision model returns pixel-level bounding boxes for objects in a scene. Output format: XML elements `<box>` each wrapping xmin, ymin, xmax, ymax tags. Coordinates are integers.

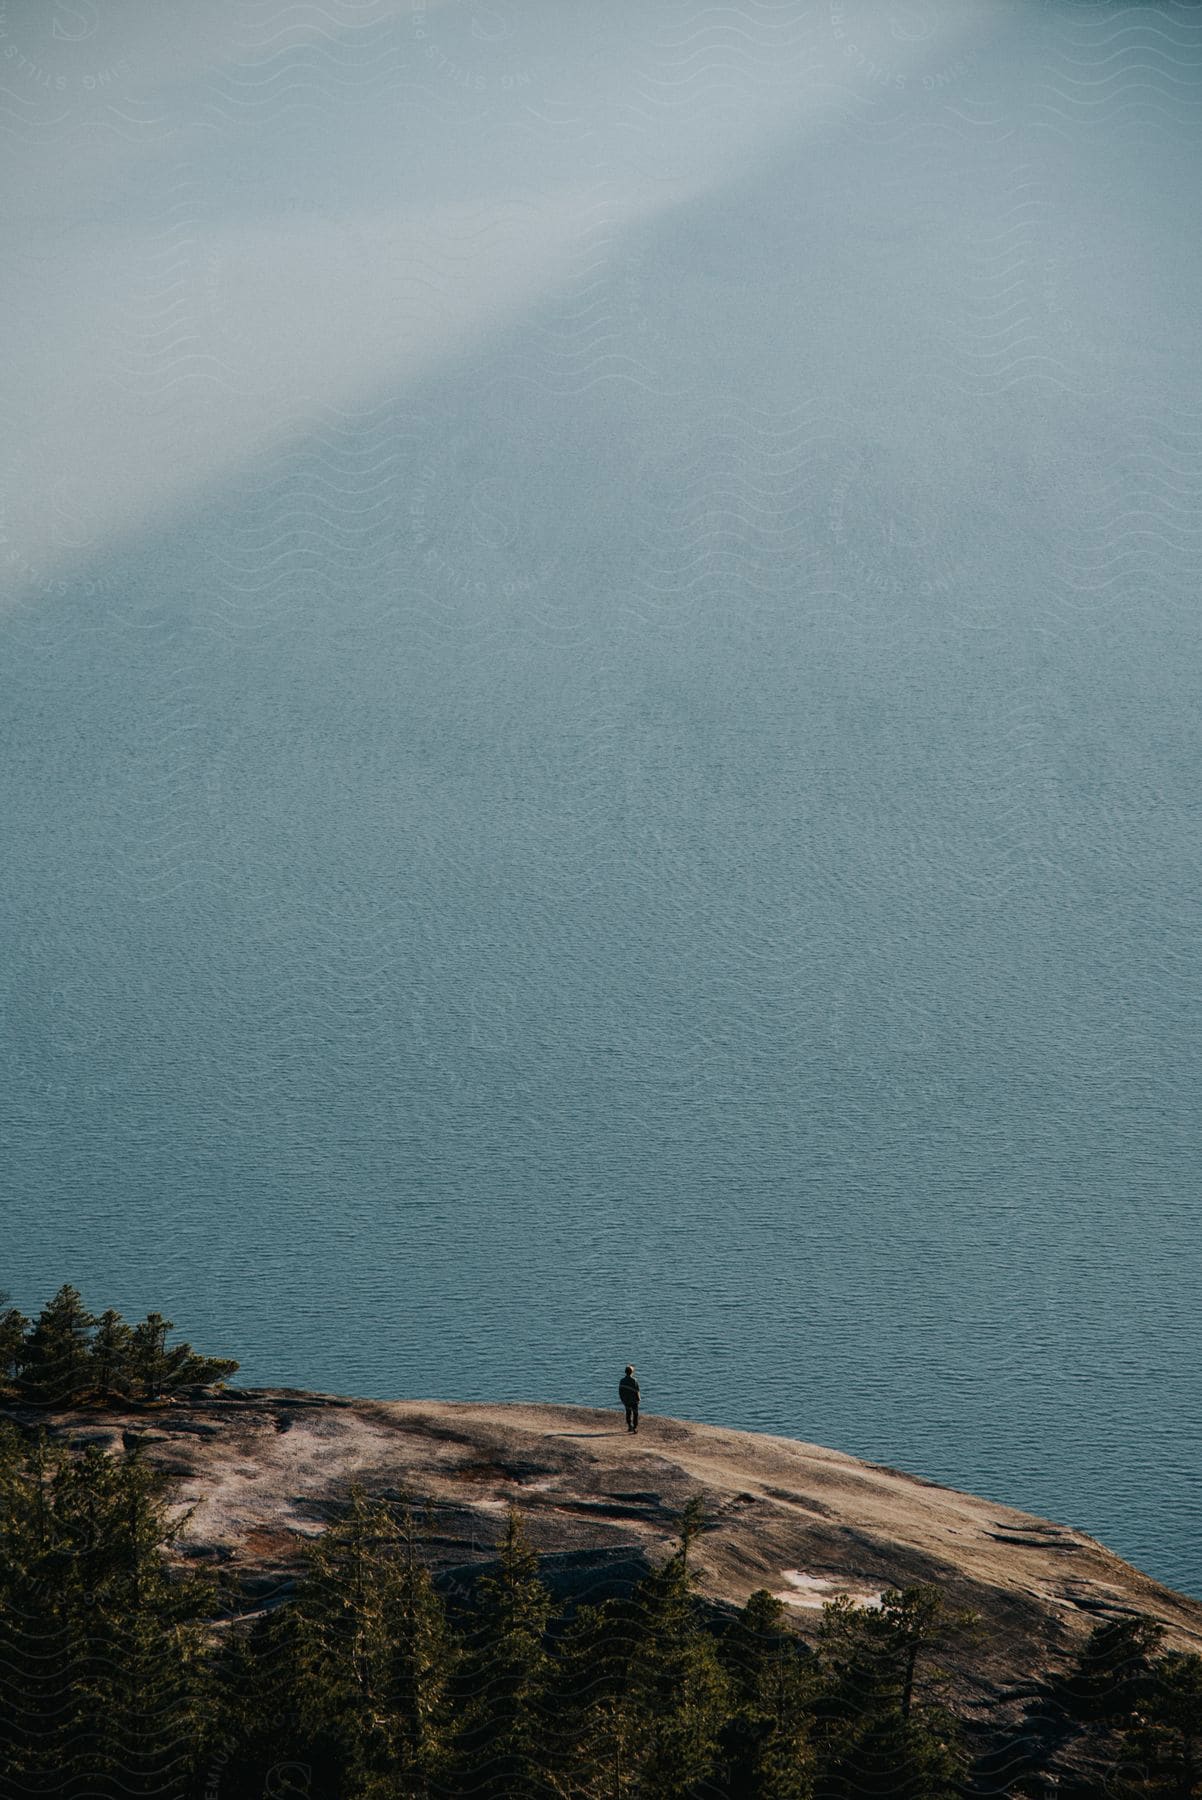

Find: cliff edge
<box><xmin>12</xmin><ymin>1386</ymin><xmax>1202</xmax><ymax>1777</ymax></box>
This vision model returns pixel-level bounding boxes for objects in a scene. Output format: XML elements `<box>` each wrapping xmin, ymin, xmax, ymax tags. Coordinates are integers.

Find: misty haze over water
<box><xmin>3</xmin><ymin>2</ymin><xmax>1201</xmax><ymax>1595</ymax></box>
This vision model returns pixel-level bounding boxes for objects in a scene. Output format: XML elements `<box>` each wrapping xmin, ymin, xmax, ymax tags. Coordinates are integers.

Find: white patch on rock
<box><xmin>774</xmin><ymin>1570</ymin><xmax>883</xmax><ymax>1610</ymax></box>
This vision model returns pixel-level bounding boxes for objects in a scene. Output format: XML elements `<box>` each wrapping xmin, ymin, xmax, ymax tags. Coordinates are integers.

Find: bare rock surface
<box><xmin>12</xmin><ymin>1386</ymin><xmax>1202</xmax><ymax>1771</ymax></box>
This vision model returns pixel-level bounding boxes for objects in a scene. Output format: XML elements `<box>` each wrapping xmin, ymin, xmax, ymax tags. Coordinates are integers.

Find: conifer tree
<box><xmin>0</xmin><ymin>1426</ymin><xmax>216</xmax><ymax>1798</ymax></box>
<box><xmin>177</xmin><ymin>1339</ymin><xmax>240</xmax><ymax>1390</ymax></box>
<box><xmin>290</xmin><ymin>1484</ymin><xmax>409</xmax><ymax>1795</ymax></box>
<box><xmin>611</xmin><ymin>1497</ymin><xmax>731</xmax><ymax>1800</ymax></box>
<box><xmin>457</xmin><ymin>1505</ymin><xmax>556</xmax><ymax>1798</ymax></box>
<box><xmin>816</xmin><ymin>1707</ymin><xmax>966</xmax><ymax>1800</ymax></box>
<box><xmin>211</xmin><ymin>1595</ymin><xmax>305</xmax><ymax>1800</ymax></box>
<box><xmin>391</xmin><ymin>1497</ymin><xmax>461</xmax><ymax>1794</ymax></box>
<box><xmin>1059</xmin><ymin>1614</ymin><xmax>1167</xmax><ymax>1725</ymax></box>
<box><xmin>17</xmin><ymin>1282</ymin><xmax>95</xmax><ymax>1405</ymax></box>
<box><xmin>550</xmin><ymin>1592</ymin><xmax>647</xmax><ymax>1798</ymax></box>
<box><xmin>1126</xmin><ymin>1651</ymin><xmax>1202</xmax><ymax>1799</ymax></box>
<box><xmin>288</xmin><ymin>1484</ymin><xmax>459</xmax><ymax>1799</ymax></box>
<box><xmin>69</xmin><ymin>1443</ymin><xmax>218</xmax><ymax>1795</ymax></box>
<box><xmin>91</xmin><ymin>1307</ymin><xmax>135</xmax><ymax>1400</ymax></box>
<box><xmin>879</xmin><ymin>1586</ymin><xmax>972</xmax><ymax>1724</ymax></box>
<box><xmin>720</xmin><ymin>1588</ymin><xmax>816</xmax><ymax>1799</ymax></box>
<box><xmin>813</xmin><ymin>1587</ymin><xmax>972</xmax><ymax>1800</ymax></box>
<box><xmin>129</xmin><ymin>1311</ymin><xmax>177</xmax><ymax>1399</ymax></box>
<box><xmin>0</xmin><ymin>1293</ymin><xmax>29</xmax><ymax>1396</ymax></box>
<box><xmin>128</xmin><ymin>1310</ymin><xmax>239</xmax><ymax>1400</ymax></box>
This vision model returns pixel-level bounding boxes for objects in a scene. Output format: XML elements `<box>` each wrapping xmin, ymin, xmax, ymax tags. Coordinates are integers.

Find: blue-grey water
<box><xmin>3</xmin><ymin>2</ymin><xmax>1201</xmax><ymax>1597</ymax></box>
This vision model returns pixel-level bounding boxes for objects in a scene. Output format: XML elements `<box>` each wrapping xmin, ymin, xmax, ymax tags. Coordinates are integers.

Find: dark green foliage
<box><xmin>812</xmin><ymin>1586</ymin><xmax>973</xmax><ymax>1800</ymax></box>
<box><xmin>815</xmin><ymin>1708</ymin><xmax>966</xmax><ymax>1800</ymax></box>
<box><xmin>454</xmin><ymin>1505</ymin><xmax>556</xmax><ymax>1797</ymax></box>
<box><xmin>620</xmin><ymin>1501</ymin><xmax>731</xmax><ymax>1798</ymax></box>
<box><xmin>92</xmin><ymin>1308</ymin><xmax>135</xmax><ymax>1400</ymax></box>
<box><xmin>541</xmin><ymin>1498</ymin><xmax>730</xmax><ymax>1798</ymax></box>
<box><xmin>1089</xmin><ymin>1647</ymin><xmax>1202</xmax><ymax>1800</ymax></box>
<box><xmin>0</xmin><ymin>1292</ymin><xmax>30</xmax><ymax>1394</ymax></box>
<box><xmin>220</xmin><ymin>1496</ymin><xmax>742</xmax><ymax>1798</ymax></box>
<box><xmin>816</xmin><ymin>1585</ymin><xmax>974</xmax><ymax>1724</ymax></box>
<box><xmin>0</xmin><ymin>1423</ymin><xmax>217</xmax><ymax>1799</ymax></box>
<box><xmin>1017</xmin><ymin>1613</ymin><xmax>1202</xmax><ymax>1800</ymax></box>
<box><xmin>278</xmin><ymin>1484</ymin><xmax>460</xmax><ymax>1799</ymax></box>
<box><xmin>16</xmin><ymin>1283</ymin><xmax>96</xmax><ymax>1406</ymax></box>
<box><xmin>2</xmin><ymin>1286</ymin><xmax>239</xmax><ymax>1408</ymax></box>
<box><xmin>1058</xmin><ymin>1615</ymin><xmax>1168</xmax><ymax>1724</ymax></box>
<box><xmin>1127</xmin><ymin>1651</ymin><xmax>1202</xmax><ymax>1798</ymax></box>
<box><xmin>552</xmin><ymin>1593</ymin><xmax>648</xmax><ymax>1796</ymax></box>
<box><xmin>392</xmin><ymin>1499</ymin><xmax>463</xmax><ymax>1791</ymax></box>
<box><xmin>720</xmin><ymin>1589</ymin><xmax>816</xmax><ymax>1798</ymax></box>
<box><xmin>127</xmin><ymin>1310</ymin><xmax>239</xmax><ymax>1401</ymax></box>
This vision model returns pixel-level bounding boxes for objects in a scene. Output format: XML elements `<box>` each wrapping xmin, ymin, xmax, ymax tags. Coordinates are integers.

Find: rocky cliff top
<box><xmin>12</xmin><ymin>1386</ymin><xmax>1202</xmax><ymax>1770</ymax></box>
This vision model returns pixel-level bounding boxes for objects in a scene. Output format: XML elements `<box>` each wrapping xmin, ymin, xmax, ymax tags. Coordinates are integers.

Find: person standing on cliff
<box><xmin>619</xmin><ymin>1364</ymin><xmax>640</xmax><ymax>1433</ymax></box>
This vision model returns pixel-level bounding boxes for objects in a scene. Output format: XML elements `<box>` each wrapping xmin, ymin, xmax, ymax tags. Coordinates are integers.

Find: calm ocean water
<box><xmin>3</xmin><ymin>3</ymin><xmax>1201</xmax><ymax>1597</ymax></box>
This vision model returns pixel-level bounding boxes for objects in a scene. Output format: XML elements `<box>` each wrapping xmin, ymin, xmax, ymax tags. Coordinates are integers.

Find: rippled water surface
<box><xmin>3</xmin><ymin>2</ymin><xmax>1201</xmax><ymax>1597</ymax></box>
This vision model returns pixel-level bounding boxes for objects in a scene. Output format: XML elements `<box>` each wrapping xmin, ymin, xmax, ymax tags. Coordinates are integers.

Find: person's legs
<box><xmin>631</xmin><ymin>1402</ymin><xmax>639</xmax><ymax>1434</ymax></box>
<box><xmin>624</xmin><ymin>1403</ymin><xmax>634</xmax><ymax>1430</ymax></box>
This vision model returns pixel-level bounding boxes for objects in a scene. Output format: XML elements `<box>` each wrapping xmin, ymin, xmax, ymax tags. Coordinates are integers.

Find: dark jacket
<box><xmin>619</xmin><ymin>1373</ymin><xmax>640</xmax><ymax>1406</ymax></box>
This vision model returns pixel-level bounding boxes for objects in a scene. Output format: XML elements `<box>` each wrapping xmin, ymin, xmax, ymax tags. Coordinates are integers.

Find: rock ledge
<box><xmin>10</xmin><ymin>1386</ymin><xmax>1201</xmax><ymax>1771</ymax></box>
